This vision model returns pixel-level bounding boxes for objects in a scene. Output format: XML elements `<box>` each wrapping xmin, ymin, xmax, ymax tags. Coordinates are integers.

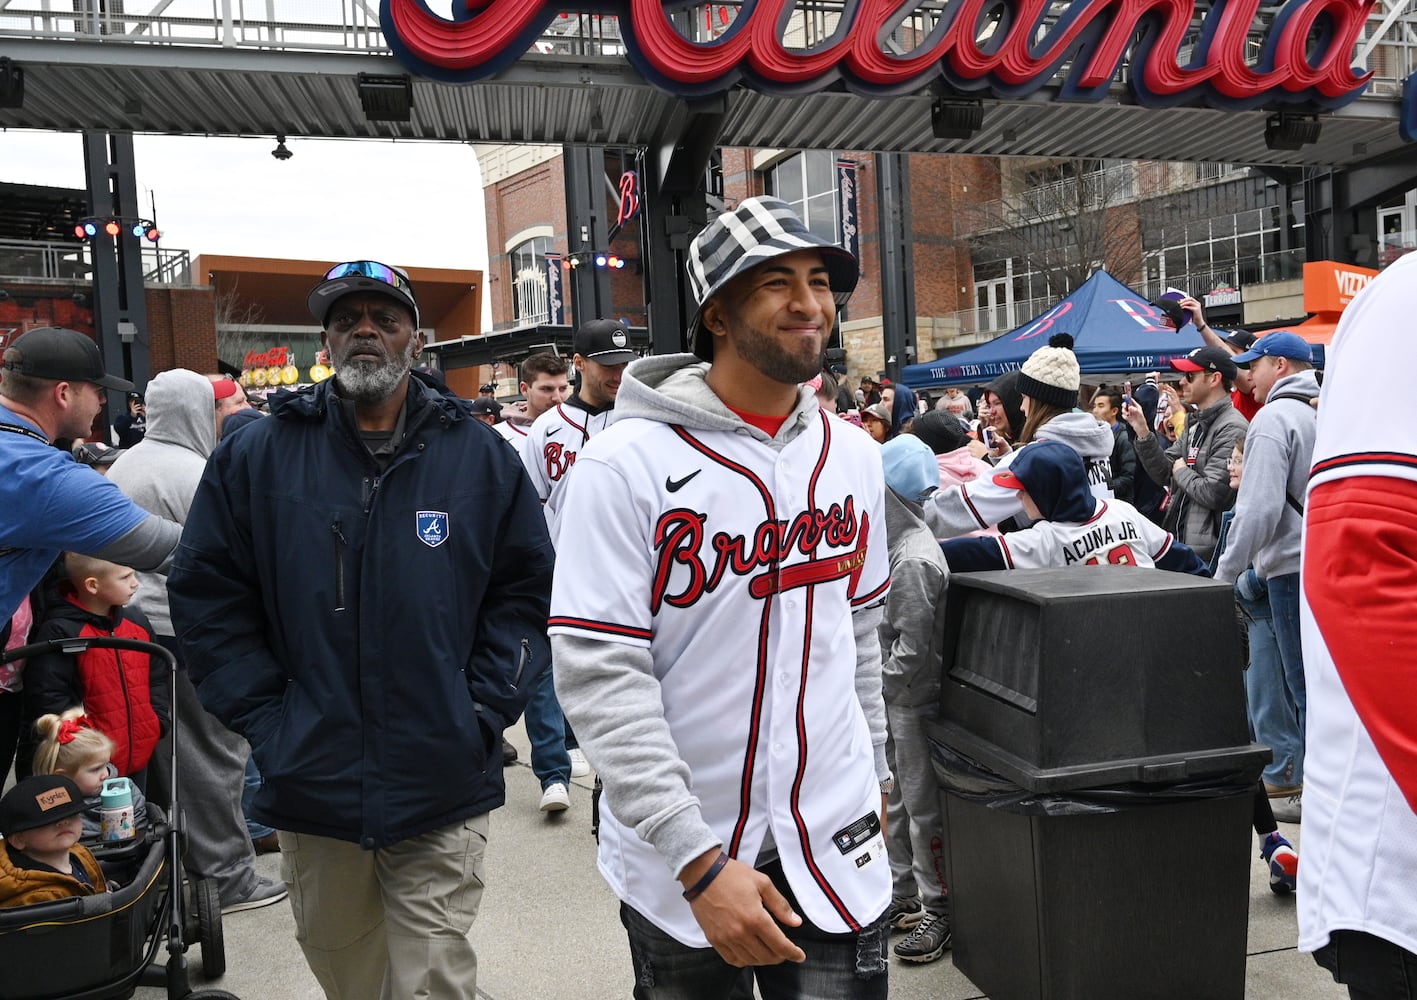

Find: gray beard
<box><xmin>334</xmin><ymin>348</ymin><xmax>415</xmax><ymax>404</ymax></box>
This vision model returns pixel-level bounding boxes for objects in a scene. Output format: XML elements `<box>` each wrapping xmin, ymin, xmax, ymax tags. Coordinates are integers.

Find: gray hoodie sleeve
<box><xmin>93</xmin><ymin>514</ymin><xmax>182</xmax><ymax>573</ymax></box>
<box><xmin>1132</xmin><ymin>428</ymin><xmax>1180</xmax><ymax>490</ymax></box>
<box><xmin>552</xmin><ymin>634</ymin><xmax>721</xmax><ymax>878</ymax></box>
<box><xmin>852</xmin><ymin>603</ymin><xmax>890</xmax><ymax>782</ymax></box>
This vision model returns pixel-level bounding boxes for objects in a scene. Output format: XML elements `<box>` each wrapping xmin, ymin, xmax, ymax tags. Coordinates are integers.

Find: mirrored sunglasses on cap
<box><xmin>324</xmin><ymin>260</ymin><xmax>413</xmax><ymax>295</ymax></box>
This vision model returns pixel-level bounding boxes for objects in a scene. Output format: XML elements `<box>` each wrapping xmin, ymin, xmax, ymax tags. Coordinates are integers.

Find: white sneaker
<box><xmin>539</xmin><ymin>782</ymin><xmax>570</xmax><ymax>813</ymax></box>
<box><xmin>568</xmin><ymin>748</ymin><xmax>591</xmax><ymax>778</ymax></box>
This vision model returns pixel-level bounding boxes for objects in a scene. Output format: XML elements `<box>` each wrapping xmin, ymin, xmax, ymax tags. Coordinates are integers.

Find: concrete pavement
<box><xmin>138</xmin><ymin>719</ymin><xmax>1347</xmax><ymax>1000</ymax></box>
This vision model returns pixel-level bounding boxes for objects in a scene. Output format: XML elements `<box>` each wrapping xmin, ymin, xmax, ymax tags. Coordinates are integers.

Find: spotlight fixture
<box><xmin>931</xmin><ymin>99</ymin><xmax>985</xmax><ymax>140</ymax></box>
<box><xmin>357</xmin><ymin>73</ymin><xmax>413</xmax><ymax>122</ymax></box>
<box><xmin>1264</xmin><ymin>113</ymin><xmax>1321</xmax><ymax>151</ymax></box>
<box><xmin>73</xmin><ymin>216</ymin><xmax>161</xmax><ymax>242</ymax></box>
<box><xmin>272</xmin><ymin>134</ymin><xmax>293</xmax><ymax>161</ymax></box>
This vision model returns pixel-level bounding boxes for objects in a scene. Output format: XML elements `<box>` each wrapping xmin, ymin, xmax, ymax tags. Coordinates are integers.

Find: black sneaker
<box><xmin>886</xmin><ymin>896</ymin><xmax>925</xmax><ymax>932</ymax></box>
<box><xmin>502</xmin><ymin>738</ymin><xmax>519</xmax><ymax>766</ymax></box>
<box><xmin>893</xmin><ymin>910</ymin><xmax>951</xmax><ymax>963</ymax></box>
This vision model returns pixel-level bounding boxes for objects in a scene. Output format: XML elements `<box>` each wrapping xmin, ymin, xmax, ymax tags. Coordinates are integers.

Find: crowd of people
<box><xmin>0</xmin><ymin>196</ymin><xmax>1411</xmax><ymax>1000</ymax></box>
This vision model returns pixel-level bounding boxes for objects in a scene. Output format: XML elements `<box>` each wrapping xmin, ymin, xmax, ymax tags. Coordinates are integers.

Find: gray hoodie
<box><xmin>925</xmin><ymin>409</ymin><xmax>1115</xmax><ymax>537</ymax></box>
<box><xmin>880</xmin><ymin>490</ymin><xmax>950</xmax><ymax>709</ymax></box>
<box><xmin>1213</xmin><ymin>370</ymin><xmax>1320</xmax><ymax>583</ymax></box>
<box><xmin>107</xmin><ymin>369</ymin><xmax>217</xmax><ymax>636</ymax></box>
<box><xmin>551</xmin><ymin>354</ymin><xmax>889</xmax><ymax>879</ymax></box>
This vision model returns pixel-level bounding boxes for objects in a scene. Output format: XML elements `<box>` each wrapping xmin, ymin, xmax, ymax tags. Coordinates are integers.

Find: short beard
<box><xmin>333</xmin><ymin>341</ymin><xmax>417</xmax><ymax>405</ymax></box>
<box><xmin>722</xmin><ymin>315</ymin><xmax>824</xmax><ymax>386</ymax></box>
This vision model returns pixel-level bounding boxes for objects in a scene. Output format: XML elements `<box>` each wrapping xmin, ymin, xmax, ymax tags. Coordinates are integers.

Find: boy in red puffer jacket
<box><xmin>23</xmin><ymin>553</ymin><xmax>166</xmax><ymax>790</ymax></box>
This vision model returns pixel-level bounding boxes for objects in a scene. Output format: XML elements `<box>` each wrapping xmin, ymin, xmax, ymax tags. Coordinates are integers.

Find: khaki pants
<box><xmin>278</xmin><ymin>814</ymin><xmax>488</xmax><ymax>1000</ymax></box>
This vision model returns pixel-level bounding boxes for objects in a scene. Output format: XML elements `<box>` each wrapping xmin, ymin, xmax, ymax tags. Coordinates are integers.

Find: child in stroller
<box><xmin>0</xmin><ymin>774</ymin><xmax>108</xmax><ymax>908</ymax></box>
<box><xmin>32</xmin><ymin>708</ymin><xmax>150</xmax><ymax>843</ymax></box>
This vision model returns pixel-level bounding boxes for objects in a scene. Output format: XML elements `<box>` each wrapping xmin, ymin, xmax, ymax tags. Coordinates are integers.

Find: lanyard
<box><xmin>0</xmin><ymin>421</ymin><xmax>50</xmax><ymax>446</ymax></box>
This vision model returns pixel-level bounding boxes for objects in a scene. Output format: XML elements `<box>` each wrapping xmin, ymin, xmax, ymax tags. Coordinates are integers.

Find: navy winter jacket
<box><xmin>168</xmin><ymin>373</ymin><xmax>555</xmax><ymax>849</ymax></box>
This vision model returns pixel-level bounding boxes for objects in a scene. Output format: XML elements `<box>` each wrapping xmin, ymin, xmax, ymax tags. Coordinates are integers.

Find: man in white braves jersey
<box><xmin>492</xmin><ymin>352</ymin><xmax>570</xmax><ymax>447</ymax></box>
<box><xmin>1299</xmin><ymin>251</ymin><xmax>1417</xmax><ymax>999</ymax></box>
<box><xmin>939</xmin><ymin>440</ymin><xmax>1206</xmax><ymax>575</ymax></box>
<box><xmin>521</xmin><ymin>318</ymin><xmax>635</xmax><ymax>526</ymax></box>
<box><xmin>550</xmin><ymin>197</ymin><xmax>893</xmax><ymax>999</ymax></box>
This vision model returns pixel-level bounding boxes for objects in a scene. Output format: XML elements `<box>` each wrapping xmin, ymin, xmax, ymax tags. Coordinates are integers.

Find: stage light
<box><xmin>1264</xmin><ymin>113</ymin><xmax>1321</xmax><ymax>151</ymax></box>
<box><xmin>594</xmin><ymin>254</ymin><xmax>608</xmax><ymax>267</ymax></box>
<box><xmin>144</xmin><ymin>226</ymin><xmax>160</xmax><ymax>243</ymax></box>
<box><xmin>104</xmin><ymin>220</ymin><xmax>122</xmax><ymax>237</ymax></box>
<box><xmin>131</xmin><ymin>222</ymin><xmax>146</xmax><ymax>238</ymax></box>
<box><xmin>73</xmin><ymin>224</ymin><xmax>86</xmax><ymax>239</ymax></box>
<box><xmin>931</xmin><ymin>99</ymin><xmax>985</xmax><ymax>140</ymax></box>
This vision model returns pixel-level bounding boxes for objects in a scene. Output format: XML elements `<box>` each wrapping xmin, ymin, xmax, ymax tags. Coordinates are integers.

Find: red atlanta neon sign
<box><xmin>381</xmin><ymin>0</ymin><xmax>1375</xmax><ymax>113</ymax></box>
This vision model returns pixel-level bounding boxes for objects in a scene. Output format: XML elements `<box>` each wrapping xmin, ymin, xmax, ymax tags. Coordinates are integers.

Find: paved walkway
<box><xmin>137</xmin><ymin>720</ymin><xmax>1346</xmax><ymax>1000</ymax></box>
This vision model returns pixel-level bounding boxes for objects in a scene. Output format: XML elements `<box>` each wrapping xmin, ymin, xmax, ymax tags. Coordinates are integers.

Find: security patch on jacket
<box><xmin>416</xmin><ymin>510</ymin><xmax>449</xmax><ymax>548</ymax></box>
<box><xmin>832</xmin><ymin>812</ymin><xmax>882</xmax><ymax>855</ymax></box>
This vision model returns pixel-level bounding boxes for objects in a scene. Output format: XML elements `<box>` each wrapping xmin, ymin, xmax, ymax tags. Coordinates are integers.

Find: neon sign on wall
<box><xmin>381</xmin><ymin>0</ymin><xmax>1377</xmax><ymax>115</ymax></box>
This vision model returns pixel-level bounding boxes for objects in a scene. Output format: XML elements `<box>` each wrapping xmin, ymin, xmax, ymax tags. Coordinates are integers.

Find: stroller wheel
<box><xmin>191</xmin><ymin>877</ymin><xmax>226</xmax><ymax>979</ymax></box>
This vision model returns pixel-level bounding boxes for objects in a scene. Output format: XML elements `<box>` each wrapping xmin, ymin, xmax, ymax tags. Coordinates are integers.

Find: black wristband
<box><xmin>681</xmin><ymin>851</ymin><xmax>730</xmax><ymax>902</ymax></box>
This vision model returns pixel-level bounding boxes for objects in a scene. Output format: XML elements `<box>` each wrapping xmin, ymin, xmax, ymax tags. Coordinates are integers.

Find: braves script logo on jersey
<box><xmin>543</xmin><ymin>441</ymin><xmax>575</xmax><ymax>482</ymax></box>
<box><xmin>650</xmin><ymin>498</ymin><xmax>869</xmax><ymax>613</ymax></box>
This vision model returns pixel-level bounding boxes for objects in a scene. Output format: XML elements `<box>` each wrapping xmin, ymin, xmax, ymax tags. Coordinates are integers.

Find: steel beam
<box><xmin>83</xmin><ymin>130</ymin><xmax>151</xmax><ymax>426</ymax></box>
<box><xmin>563</xmin><ymin>144</ymin><xmax>613</xmax><ymax>328</ymax></box>
<box><xmin>877</xmin><ymin>152</ymin><xmax>916</xmax><ymax>383</ymax></box>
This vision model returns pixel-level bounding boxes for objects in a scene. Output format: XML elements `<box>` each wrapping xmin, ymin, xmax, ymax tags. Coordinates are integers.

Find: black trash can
<box><xmin>929</xmin><ymin>568</ymin><xmax>1270</xmax><ymax>1000</ymax></box>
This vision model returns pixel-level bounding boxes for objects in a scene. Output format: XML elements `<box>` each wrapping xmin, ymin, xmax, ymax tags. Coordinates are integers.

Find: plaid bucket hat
<box><xmin>686</xmin><ymin>197</ymin><xmax>859</xmax><ymax>361</ymax></box>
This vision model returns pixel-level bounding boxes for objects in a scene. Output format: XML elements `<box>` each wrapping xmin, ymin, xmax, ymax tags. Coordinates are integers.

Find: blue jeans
<box><xmin>1235</xmin><ymin>572</ymin><xmax>1303</xmax><ymax>788</ymax></box>
<box><xmin>619</xmin><ymin>877</ymin><xmax>888</xmax><ymax>1000</ymax></box>
<box><xmin>1314</xmin><ymin>930</ymin><xmax>1417</xmax><ymax>1000</ymax></box>
<box><xmin>1265</xmin><ymin>572</ymin><xmax>1307</xmax><ymax>739</ymax></box>
<box><xmin>524</xmin><ymin>666</ymin><xmax>570</xmax><ymax>790</ymax></box>
<box><xmin>243</xmin><ymin>754</ymin><xmax>276</xmax><ymax>840</ymax></box>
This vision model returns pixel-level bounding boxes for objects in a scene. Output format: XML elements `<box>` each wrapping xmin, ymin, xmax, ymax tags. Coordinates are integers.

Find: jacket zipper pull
<box><xmin>331</xmin><ymin>519</ymin><xmax>347</xmax><ymax>612</ymax></box>
<box><xmin>363</xmin><ymin>476</ymin><xmax>382</xmax><ymax>514</ymax></box>
<box><xmin>512</xmin><ymin>638</ymin><xmax>531</xmax><ymax>689</ymax></box>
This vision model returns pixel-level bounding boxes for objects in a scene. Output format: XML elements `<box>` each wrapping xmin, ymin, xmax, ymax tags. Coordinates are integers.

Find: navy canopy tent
<box><xmin>901</xmin><ymin>271</ymin><xmax>1208</xmax><ymax>389</ymax></box>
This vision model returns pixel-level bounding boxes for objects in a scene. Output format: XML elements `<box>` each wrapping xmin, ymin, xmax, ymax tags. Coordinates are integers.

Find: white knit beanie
<box><xmin>1016</xmin><ymin>333</ymin><xmax>1080</xmax><ymax>408</ymax></box>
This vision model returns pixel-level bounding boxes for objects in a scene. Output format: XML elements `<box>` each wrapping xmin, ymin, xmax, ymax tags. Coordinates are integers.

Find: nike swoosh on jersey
<box><xmin>665</xmin><ymin>470</ymin><xmax>702</xmax><ymax>493</ymax></box>
<box><xmin>546</xmin><ymin>424</ymin><xmax>562</xmax><ymax>436</ymax></box>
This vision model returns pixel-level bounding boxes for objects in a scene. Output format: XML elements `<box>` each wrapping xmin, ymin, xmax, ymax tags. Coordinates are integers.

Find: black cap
<box><xmin>0</xmin><ymin>775</ymin><xmax>89</xmax><ymax>837</ymax></box>
<box><xmin>307</xmin><ymin>261</ymin><xmax>420</xmax><ymax>328</ymax></box>
<box><xmin>2</xmin><ymin>327</ymin><xmax>133</xmax><ymax>392</ymax></box>
<box><xmin>1170</xmin><ymin>346</ymin><xmax>1238</xmax><ymax>380</ymax></box>
<box><xmin>573</xmin><ymin>319</ymin><xmax>637</xmax><ymax>366</ymax></box>
<box><xmin>73</xmin><ymin>441</ymin><xmax>123</xmax><ymax>467</ymax></box>
<box><xmin>126</xmin><ymin>391</ymin><xmax>144</xmax><ymax>402</ymax></box>
<box><xmin>469</xmin><ymin>397</ymin><xmax>501</xmax><ymax>417</ymax></box>
<box><xmin>1223</xmin><ymin>329</ymin><xmax>1257</xmax><ymax>351</ymax></box>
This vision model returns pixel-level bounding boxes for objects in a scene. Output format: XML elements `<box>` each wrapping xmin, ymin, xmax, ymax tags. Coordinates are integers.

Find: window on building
<box><xmin>510</xmin><ymin>236</ymin><xmax>553</xmax><ymax>327</ymax></box>
<box><xmin>766</xmin><ymin>150</ymin><xmax>840</xmax><ymax>244</ymax></box>
<box><xmin>1142</xmin><ymin>207</ymin><xmax>1284</xmax><ymax>294</ymax></box>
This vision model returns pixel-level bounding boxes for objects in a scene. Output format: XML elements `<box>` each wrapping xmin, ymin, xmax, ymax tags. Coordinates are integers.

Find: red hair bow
<box><xmin>57</xmin><ymin>716</ymin><xmax>92</xmax><ymax>744</ymax></box>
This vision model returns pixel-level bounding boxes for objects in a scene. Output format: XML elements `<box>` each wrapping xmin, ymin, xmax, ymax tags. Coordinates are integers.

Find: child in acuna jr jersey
<box><xmin>939</xmin><ymin>439</ymin><xmax>1208</xmax><ymax>576</ymax></box>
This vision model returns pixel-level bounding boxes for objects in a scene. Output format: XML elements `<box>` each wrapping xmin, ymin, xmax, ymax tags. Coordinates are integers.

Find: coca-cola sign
<box><xmin>381</xmin><ymin>0</ymin><xmax>1376</xmax><ymax>114</ymax></box>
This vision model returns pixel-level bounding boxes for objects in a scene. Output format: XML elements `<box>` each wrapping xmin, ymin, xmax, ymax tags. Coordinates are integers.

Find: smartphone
<box><xmin>981</xmin><ymin>425</ymin><xmax>994</xmax><ymax>448</ymax></box>
<box><xmin>1123</xmin><ymin>380</ymin><xmax>1133</xmax><ymax>408</ymax></box>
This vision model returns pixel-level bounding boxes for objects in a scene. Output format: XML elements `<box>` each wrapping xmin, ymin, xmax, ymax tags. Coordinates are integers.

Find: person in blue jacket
<box><xmin>167</xmin><ymin>261</ymin><xmax>556</xmax><ymax>1000</ymax></box>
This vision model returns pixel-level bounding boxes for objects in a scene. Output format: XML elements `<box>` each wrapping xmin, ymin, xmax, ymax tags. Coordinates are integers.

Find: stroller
<box><xmin>0</xmin><ymin>635</ymin><xmax>238</xmax><ymax>1000</ymax></box>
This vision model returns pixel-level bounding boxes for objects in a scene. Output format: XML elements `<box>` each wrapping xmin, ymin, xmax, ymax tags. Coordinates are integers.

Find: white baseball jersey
<box><xmin>519</xmin><ymin>400</ymin><xmax>617</xmax><ymax>524</ymax></box>
<box><xmin>492</xmin><ymin>418</ymin><xmax>528</xmax><ymax>447</ymax></box>
<box><xmin>1298</xmin><ymin>251</ymin><xmax>1417</xmax><ymax>958</ymax></box>
<box><xmin>549</xmin><ymin>409</ymin><xmax>892</xmax><ymax>947</ymax></box>
<box><xmin>989</xmin><ymin>498</ymin><xmax>1176</xmax><ymax>569</ymax></box>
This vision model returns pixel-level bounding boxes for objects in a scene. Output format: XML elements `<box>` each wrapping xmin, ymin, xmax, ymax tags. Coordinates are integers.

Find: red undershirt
<box><xmin>725</xmin><ymin>404</ymin><xmax>789</xmax><ymax>438</ymax></box>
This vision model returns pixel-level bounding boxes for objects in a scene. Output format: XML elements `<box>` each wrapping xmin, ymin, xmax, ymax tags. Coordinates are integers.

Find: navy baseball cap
<box><xmin>1232</xmin><ymin>331</ymin><xmax>1314</xmax><ymax>367</ymax></box>
<box><xmin>2</xmin><ymin>327</ymin><xmax>133</xmax><ymax>392</ymax></box>
<box><xmin>1170</xmin><ymin>346</ymin><xmax>1238</xmax><ymax>380</ymax></box>
<box><xmin>308</xmin><ymin>260</ymin><xmax>419</xmax><ymax>328</ymax></box>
